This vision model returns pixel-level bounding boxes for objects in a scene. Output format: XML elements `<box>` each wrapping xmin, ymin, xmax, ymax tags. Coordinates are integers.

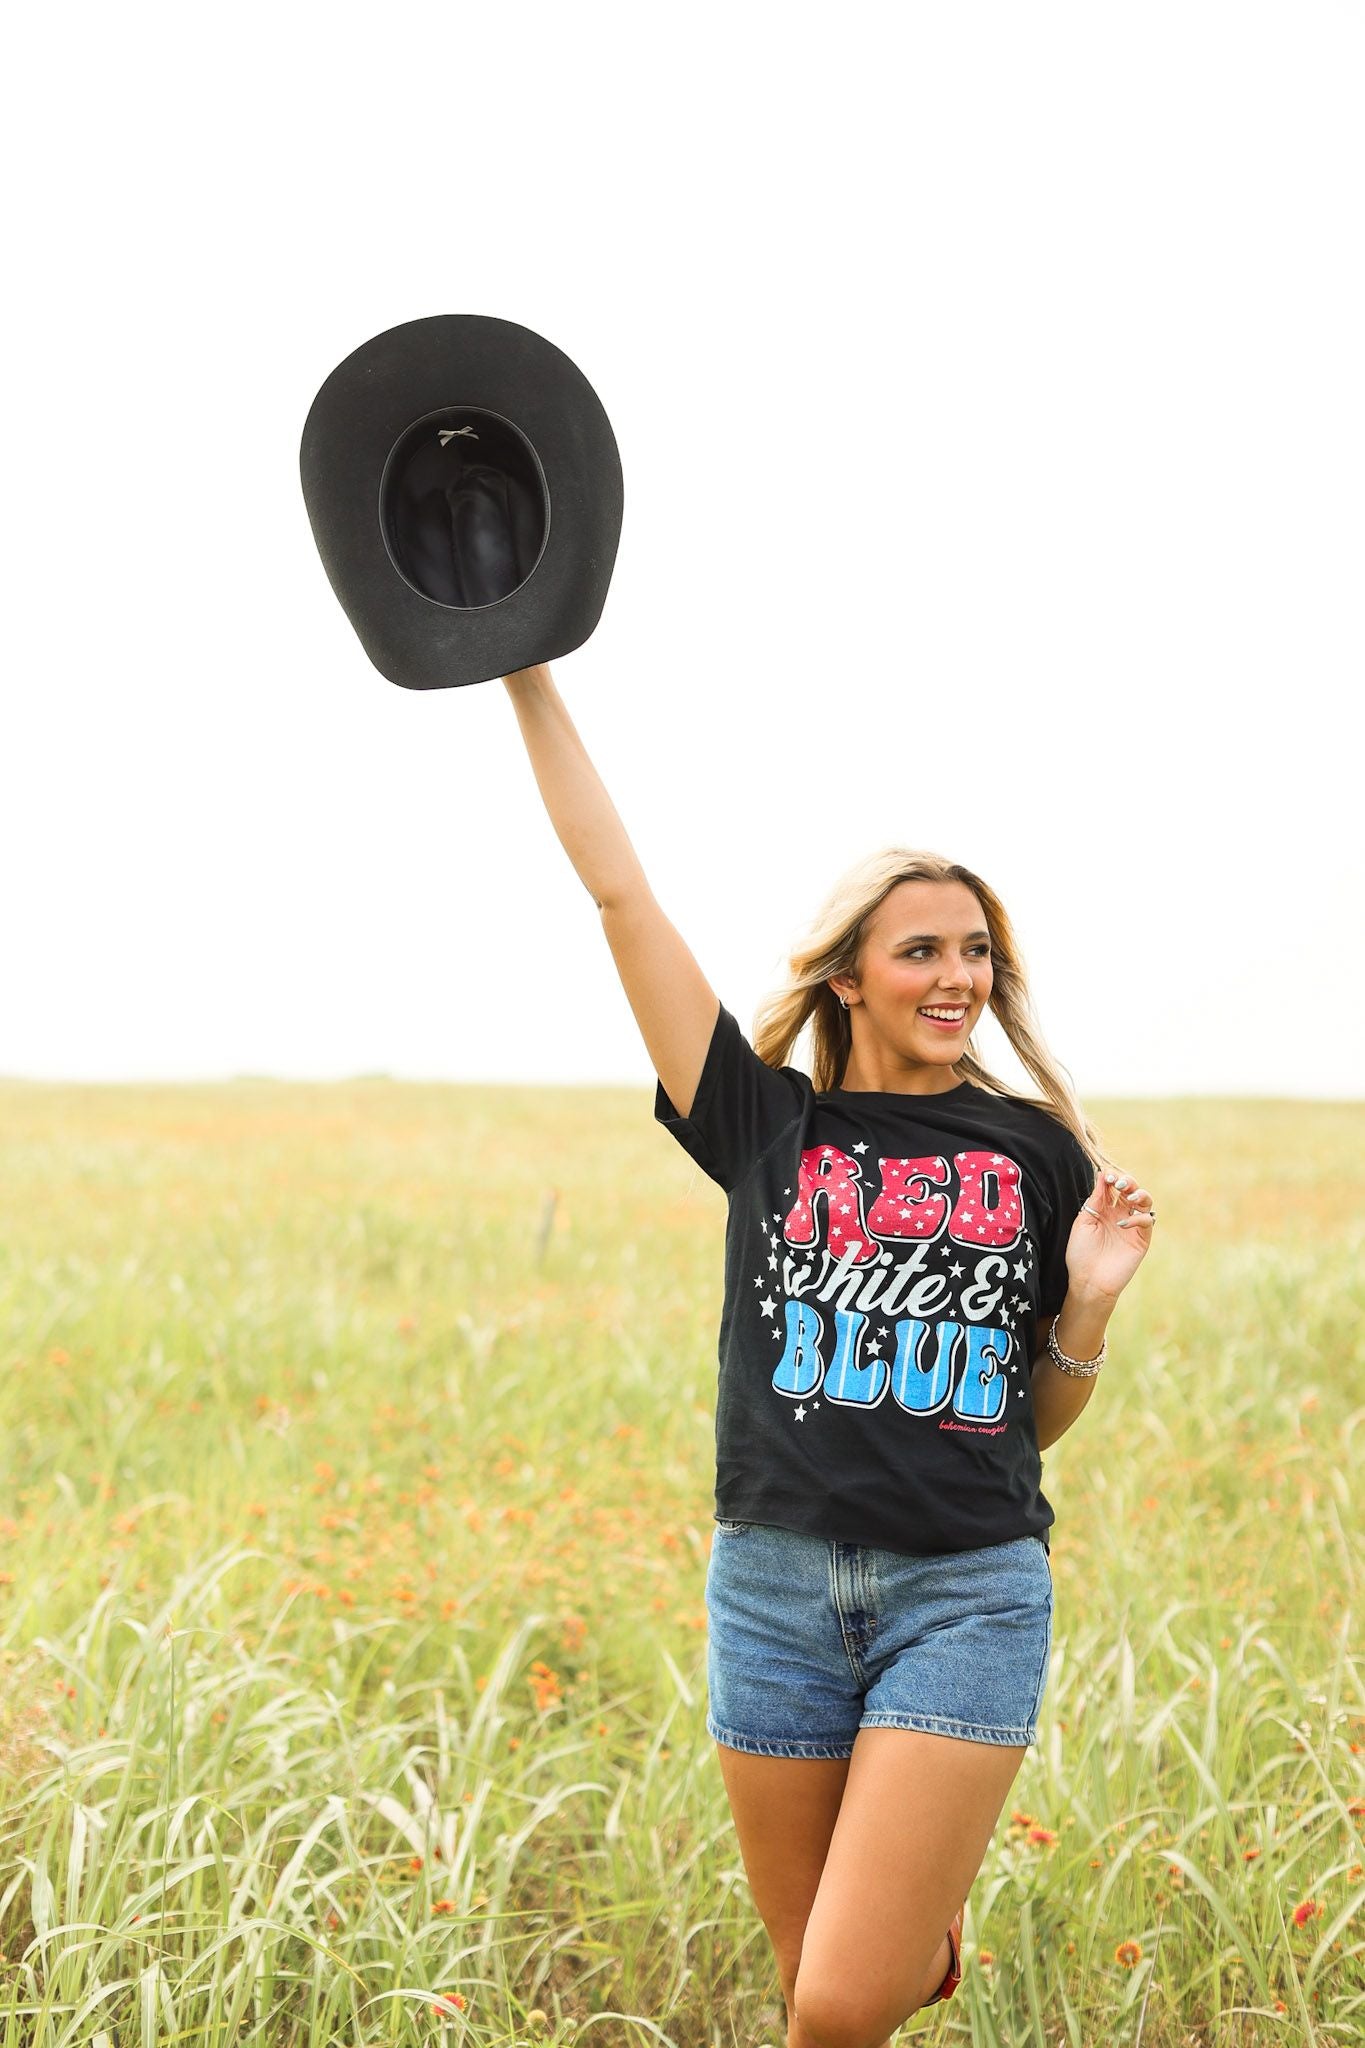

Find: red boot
<box><xmin>919</xmin><ymin>1906</ymin><xmax>964</xmax><ymax>2006</ymax></box>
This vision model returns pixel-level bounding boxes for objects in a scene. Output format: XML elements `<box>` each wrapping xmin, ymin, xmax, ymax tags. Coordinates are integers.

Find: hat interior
<box><xmin>379</xmin><ymin>407</ymin><xmax>550</xmax><ymax>609</ymax></box>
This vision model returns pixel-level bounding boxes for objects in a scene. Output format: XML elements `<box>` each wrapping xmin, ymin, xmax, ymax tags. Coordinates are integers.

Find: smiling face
<box><xmin>829</xmin><ymin>878</ymin><xmax>995</xmax><ymax>1093</ymax></box>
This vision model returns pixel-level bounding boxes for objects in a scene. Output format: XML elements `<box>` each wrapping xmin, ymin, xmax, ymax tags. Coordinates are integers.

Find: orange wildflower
<box><xmin>529</xmin><ymin>1660</ymin><xmax>562</xmax><ymax>1711</ymax></box>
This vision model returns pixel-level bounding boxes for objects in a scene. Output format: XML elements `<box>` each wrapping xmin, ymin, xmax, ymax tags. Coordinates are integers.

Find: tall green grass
<box><xmin>0</xmin><ymin>1081</ymin><xmax>1360</xmax><ymax>2046</ymax></box>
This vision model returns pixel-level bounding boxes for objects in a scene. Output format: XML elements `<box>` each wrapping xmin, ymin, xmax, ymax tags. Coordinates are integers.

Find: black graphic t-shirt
<box><xmin>654</xmin><ymin>1002</ymin><xmax>1097</xmax><ymax>1558</ymax></box>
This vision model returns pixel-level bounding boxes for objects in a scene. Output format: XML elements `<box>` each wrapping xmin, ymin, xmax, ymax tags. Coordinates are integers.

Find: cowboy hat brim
<box><xmin>300</xmin><ymin>313</ymin><xmax>623</xmax><ymax>689</ymax></box>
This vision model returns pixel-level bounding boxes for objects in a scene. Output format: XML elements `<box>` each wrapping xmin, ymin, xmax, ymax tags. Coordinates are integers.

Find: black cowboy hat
<box><xmin>300</xmin><ymin>313</ymin><xmax>623</xmax><ymax>690</ymax></box>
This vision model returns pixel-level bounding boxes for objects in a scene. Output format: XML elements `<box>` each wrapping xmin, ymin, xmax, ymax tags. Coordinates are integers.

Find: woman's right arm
<box><xmin>501</xmin><ymin>662</ymin><xmax>720</xmax><ymax>1120</ymax></box>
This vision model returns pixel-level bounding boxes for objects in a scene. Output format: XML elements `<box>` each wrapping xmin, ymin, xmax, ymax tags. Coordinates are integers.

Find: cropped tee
<box><xmin>654</xmin><ymin>1002</ymin><xmax>1097</xmax><ymax>1557</ymax></box>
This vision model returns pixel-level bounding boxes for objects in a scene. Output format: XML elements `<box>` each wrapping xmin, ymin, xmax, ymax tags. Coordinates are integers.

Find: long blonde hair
<box><xmin>751</xmin><ymin>848</ymin><xmax>1112</xmax><ymax>1174</ymax></box>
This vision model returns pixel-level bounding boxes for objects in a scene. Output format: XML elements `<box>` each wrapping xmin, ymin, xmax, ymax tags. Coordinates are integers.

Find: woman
<box><xmin>503</xmin><ymin>660</ymin><xmax>1155</xmax><ymax>2047</ymax></box>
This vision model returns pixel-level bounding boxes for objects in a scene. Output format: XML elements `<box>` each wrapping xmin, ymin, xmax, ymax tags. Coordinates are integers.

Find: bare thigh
<box><xmin>714</xmin><ymin>1742</ymin><xmax>852</xmax><ymax>2007</ymax></box>
<box><xmin>796</xmin><ymin>1726</ymin><xmax>1030</xmax><ymax>2048</ymax></box>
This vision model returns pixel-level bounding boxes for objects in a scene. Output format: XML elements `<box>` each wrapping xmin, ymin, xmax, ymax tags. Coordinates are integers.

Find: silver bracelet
<box><xmin>1046</xmin><ymin>1316</ymin><xmax>1107</xmax><ymax>1378</ymax></box>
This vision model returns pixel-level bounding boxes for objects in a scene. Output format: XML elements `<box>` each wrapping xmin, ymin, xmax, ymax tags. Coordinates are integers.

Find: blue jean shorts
<box><xmin>704</xmin><ymin>1519</ymin><xmax>1054</xmax><ymax>1757</ymax></box>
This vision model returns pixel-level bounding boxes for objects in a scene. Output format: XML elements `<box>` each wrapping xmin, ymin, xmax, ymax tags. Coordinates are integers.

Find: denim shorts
<box><xmin>704</xmin><ymin>1520</ymin><xmax>1054</xmax><ymax>1757</ymax></box>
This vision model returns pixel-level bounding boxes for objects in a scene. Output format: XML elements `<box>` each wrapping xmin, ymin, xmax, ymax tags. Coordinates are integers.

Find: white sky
<box><xmin>6</xmin><ymin>4</ymin><xmax>1362</xmax><ymax>1099</ymax></box>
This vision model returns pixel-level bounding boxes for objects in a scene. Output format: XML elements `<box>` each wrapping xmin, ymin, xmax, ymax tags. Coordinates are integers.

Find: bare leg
<box><xmin>795</xmin><ymin>1725</ymin><xmax>1024</xmax><ymax>2047</ymax></box>
<box><xmin>785</xmin><ymin>1933</ymin><xmax>953</xmax><ymax>2046</ymax></box>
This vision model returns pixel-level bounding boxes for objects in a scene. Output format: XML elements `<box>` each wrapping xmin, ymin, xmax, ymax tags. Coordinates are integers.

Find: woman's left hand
<box><xmin>1064</xmin><ymin>1164</ymin><xmax>1157</xmax><ymax>1303</ymax></box>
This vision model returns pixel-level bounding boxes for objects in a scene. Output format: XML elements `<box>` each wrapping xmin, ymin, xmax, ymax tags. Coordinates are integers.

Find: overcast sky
<box><xmin>6</xmin><ymin>4</ymin><xmax>1362</xmax><ymax>1100</ymax></box>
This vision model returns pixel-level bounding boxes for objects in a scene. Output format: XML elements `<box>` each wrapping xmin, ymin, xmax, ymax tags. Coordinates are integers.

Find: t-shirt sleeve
<box><xmin>653</xmin><ymin>1001</ymin><xmax>808</xmax><ymax>1195</ymax></box>
<box><xmin>1037</xmin><ymin>1127</ymin><xmax>1099</xmax><ymax>1319</ymax></box>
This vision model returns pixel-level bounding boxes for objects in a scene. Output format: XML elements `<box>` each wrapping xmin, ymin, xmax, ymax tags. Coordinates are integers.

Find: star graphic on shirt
<box><xmin>853</xmin><ymin>1140</ymin><xmax>869</xmax><ymax>1154</ymax></box>
<box><xmin>759</xmin><ymin>1296</ymin><xmax>777</xmax><ymax>1318</ymax></box>
<box><xmin>949</xmin><ymin>1261</ymin><xmax>965</xmax><ymax>1279</ymax></box>
<box><xmin>768</xmin><ymin>1252</ymin><xmax>778</xmax><ymax>1271</ymax></box>
<box><xmin>795</xmin><ymin>1404</ymin><xmax>807</xmax><ymax>1421</ymax></box>
<box><xmin>1013</xmin><ymin>1260</ymin><xmax>1029</xmax><ymax>1281</ymax></box>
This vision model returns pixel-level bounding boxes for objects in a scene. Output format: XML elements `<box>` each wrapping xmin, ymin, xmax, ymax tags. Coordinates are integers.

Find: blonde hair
<box><xmin>751</xmin><ymin>848</ymin><xmax>1112</xmax><ymax>1174</ymax></box>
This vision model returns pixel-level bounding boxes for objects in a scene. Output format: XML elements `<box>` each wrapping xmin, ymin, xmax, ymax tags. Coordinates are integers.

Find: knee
<box><xmin>790</xmin><ymin>1977</ymin><xmax>888</xmax><ymax>2048</ymax></box>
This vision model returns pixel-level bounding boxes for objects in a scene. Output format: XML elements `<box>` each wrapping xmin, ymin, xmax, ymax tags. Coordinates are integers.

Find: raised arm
<box><xmin>501</xmin><ymin>662</ymin><xmax>720</xmax><ymax>1119</ymax></box>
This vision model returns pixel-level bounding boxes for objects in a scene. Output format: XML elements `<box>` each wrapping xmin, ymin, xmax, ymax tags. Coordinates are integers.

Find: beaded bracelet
<box><xmin>1046</xmin><ymin>1317</ymin><xmax>1108</xmax><ymax>1378</ymax></box>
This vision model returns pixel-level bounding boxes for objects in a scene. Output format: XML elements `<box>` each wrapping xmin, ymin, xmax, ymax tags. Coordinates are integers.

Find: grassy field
<box><xmin>0</xmin><ymin>1079</ymin><xmax>1361</xmax><ymax>2047</ymax></box>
